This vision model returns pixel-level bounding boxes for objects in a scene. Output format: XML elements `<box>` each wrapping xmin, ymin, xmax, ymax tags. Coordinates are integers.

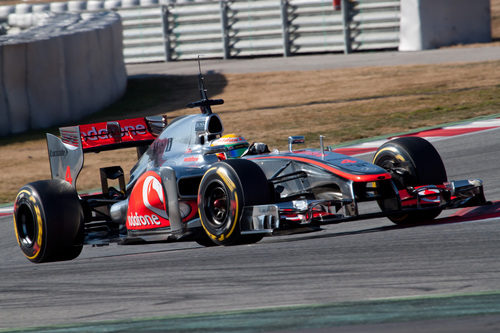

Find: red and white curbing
<box><xmin>334</xmin><ymin>117</ymin><xmax>500</xmax><ymax>156</ymax></box>
<box><xmin>0</xmin><ymin>206</ymin><xmax>13</xmax><ymax>217</ymax></box>
<box><xmin>434</xmin><ymin>201</ymin><xmax>500</xmax><ymax>224</ymax></box>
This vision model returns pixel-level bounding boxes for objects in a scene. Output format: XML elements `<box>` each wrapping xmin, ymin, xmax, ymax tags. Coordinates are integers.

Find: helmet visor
<box><xmin>226</xmin><ymin>147</ymin><xmax>248</xmax><ymax>158</ymax></box>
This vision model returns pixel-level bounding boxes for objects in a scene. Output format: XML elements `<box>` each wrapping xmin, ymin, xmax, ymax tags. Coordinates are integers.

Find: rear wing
<box><xmin>61</xmin><ymin>117</ymin><xmax>166</xmax><ymax>152</ymax></box>
<box><xmin>46</xmin><ymin>116</ymin><xmax>166</xmax><ymax>187</ymax></box>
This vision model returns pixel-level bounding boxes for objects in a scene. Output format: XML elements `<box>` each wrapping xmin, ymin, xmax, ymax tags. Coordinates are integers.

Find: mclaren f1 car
<box><xmin>13</xmin><ymin>72</ymin><xmax>488</xmax><ymax>263</ymax></box>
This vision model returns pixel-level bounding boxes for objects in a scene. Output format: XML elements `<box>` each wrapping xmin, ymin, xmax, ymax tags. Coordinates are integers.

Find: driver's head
<box><xmin>211</xmin><ymin>134</ymin><xmax>249</xmax><ymax>160</ymax></box>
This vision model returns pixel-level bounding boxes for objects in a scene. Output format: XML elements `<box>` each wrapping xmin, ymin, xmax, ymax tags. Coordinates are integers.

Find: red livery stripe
<box><xmin>249</xmin><ymin>155</ymin><xmax>391</xmax><ymax>182</ymax></box>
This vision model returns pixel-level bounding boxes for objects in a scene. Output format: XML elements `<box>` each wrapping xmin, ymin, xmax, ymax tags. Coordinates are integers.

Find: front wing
<box><xmin>238</xmin><ymin>179</ymin><xmax>487</xmax><ymax>234</ymax></box>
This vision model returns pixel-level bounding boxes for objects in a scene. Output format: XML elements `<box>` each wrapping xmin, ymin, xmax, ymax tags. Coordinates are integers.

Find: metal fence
<box><xmin>117</xmin><ymin>0</ymin><xmax>400</xmax><ymax>63</ymax></box>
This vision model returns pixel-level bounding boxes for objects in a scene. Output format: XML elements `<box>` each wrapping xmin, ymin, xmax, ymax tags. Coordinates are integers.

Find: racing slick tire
<box><xmin>194</xmin><ymin>230</ymin><xmax>263</xmax><ymax>247</ymax></box>
<box><xmin>194</xmin><ymin>229</ymin><xmax>219</xmax><ymax>247</ymax></box>
<box><xmin>197</xmin><ymin>159</ymin><xmax>271</xmax><ymax>246</ymax></box>
<box><xmin>13</xmin><ymin>179</ymin><xmax>84</xmax><ymax>263</ymax></box>
<box><xmin>373</xmin><ymin>137</ymin><xmax>447</xmax><ymax>225</ymax></box>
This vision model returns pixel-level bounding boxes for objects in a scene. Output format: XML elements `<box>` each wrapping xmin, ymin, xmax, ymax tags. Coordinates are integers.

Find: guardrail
<box><xmin>0</xmin><ymin>0</ymin><xmax>400</xmax><ymax>64</ymax></box>
<box><xmin>119</xmin><ymin>0</ymin><xmax>400</xmax><ymax>63</ymax></box>
<box><xmin>118</xmin><ymin>5</ymin><xmax>168</xmax><ymax>63</ymax></box>
<box><xmin>350</xmin><ymin>0</ymin><xmax>400</xmax><ymax>51</ymax></box>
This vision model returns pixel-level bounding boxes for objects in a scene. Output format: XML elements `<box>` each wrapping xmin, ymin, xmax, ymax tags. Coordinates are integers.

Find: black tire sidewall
<box><xmin>14</xmin><ymin>180</ymin><xmax>83</xmax><ymax>263</ymax></box>
<box><xmin>198</xmin><ymin>165</ymin><xmax>244</xmax><ymax>245</ymax></box>
<box><xmin>225</xmin><ymin>159</ymin><xmax>272</xmax><ymax>205</ymax></box>
<box><xmin>374</xmin><ymin>137</ymin><xmax>447</xmax><ymax>188</ymax></box>
<box><xmin>198</xmin><ymin>159</ymin><xmax>271</xmax><ymax>245</ymax></box>
<box><xmin>14</xmin><ymin>186</ymin><xmax>47</xmax><ymax>262</ymax></box>
<box><xmin>373</xmin><ymin>137</ymin><xmax>447</xmax><ymax>224</ymax></box>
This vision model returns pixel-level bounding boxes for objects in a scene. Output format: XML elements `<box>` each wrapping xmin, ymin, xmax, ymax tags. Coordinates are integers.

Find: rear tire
<box><xmin>14</xmin><ymin>179</ymin><xmax>84</xmax><ymax>263</ymax></box>
<box><xmin>373</xmin><ymin>137</ymin><xmax>447</xmax><ymax>225</ymax></box>
<box><xmin>197</xmin><ymin>159</ymin><xmax>271</xmax><ymax>246</ymax></box>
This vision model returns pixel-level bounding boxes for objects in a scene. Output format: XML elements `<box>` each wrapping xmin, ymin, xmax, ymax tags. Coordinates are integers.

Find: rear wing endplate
<box><xmin>46</xmin><ymin>116</ymin><xmax>166</xmax><ymax>187</ymax></box>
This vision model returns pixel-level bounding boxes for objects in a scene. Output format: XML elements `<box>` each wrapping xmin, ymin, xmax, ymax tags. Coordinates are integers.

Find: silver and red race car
<box><xmin>13</xmin><ymin>73</ymin><xmax>487</xmax><ymax>263</ymax></box>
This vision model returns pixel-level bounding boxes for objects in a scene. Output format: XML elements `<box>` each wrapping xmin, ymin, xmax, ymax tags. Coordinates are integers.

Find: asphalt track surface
<box><xmin>127</xmin><ymin>45</ymin><xmax>500</xmax><ymax>76</ymax></box>
<box><xmin>2</xmin><ymin>48</ymin><xmax>500</xmax><ymax>332</ymax></box>
<box><xmin>1</xmin><ymin>126</ymin><xmax>500</xmax><ymax>332</ymax></box>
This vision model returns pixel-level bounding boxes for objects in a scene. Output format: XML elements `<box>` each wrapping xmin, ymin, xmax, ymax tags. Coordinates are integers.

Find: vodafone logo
<box><xmin>126</xmin><ymin>171</ymin><xmax>171</xmax><ymax>229</ymax></box>
<box><xmin>81</xmin><ymin>124</ymin><xmax>147</xmax><ymax>141</ymax></box>
<box><xmin>142</xmin><ymin>176</ymin><xmax>168</xmax><ymax>219</ymax></box>
<box><xmin>128</xmin><ymin>213</ymin><xmax>161</xmax><ymax>227</ymax></box>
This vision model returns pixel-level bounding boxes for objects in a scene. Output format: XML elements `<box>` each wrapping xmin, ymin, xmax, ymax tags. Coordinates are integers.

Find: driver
<box><xmin>211</xmin><ymin>134</ymin><xmax>270</xmax><ymax>160</ymax></box>
<box><xmin>210</xmin><ymin>134</ymin><xmax>250</xmax><ymax>160</ymax></box>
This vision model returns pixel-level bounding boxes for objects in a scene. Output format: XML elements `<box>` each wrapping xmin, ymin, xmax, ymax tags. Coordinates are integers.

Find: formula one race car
<box><xmin>13</xmin><ymin>72</ymin><xmax>488</xmax><ymax>263</ymax></box>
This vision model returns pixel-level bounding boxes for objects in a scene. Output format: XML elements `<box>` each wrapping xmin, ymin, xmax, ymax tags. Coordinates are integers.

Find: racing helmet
<box><xmin>211</xmin><ymin>134</ymin><xmax>249</xmax><ymax>160</ymax></box>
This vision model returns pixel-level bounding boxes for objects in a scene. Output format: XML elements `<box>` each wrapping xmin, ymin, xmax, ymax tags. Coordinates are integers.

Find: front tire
<box><xmin>14</xmin><ymin>179</ymin><xmax>84</xmax><ymax>263</ymax></box>
<box><xmin>373</xmin><ymin>137</ymin><xmax>447</xmax><ymax>225</ymax></box>
<box><xmin>197</xmin><ymin>159</ymin><xmax>271</xmax><ymax>246</ymax></box>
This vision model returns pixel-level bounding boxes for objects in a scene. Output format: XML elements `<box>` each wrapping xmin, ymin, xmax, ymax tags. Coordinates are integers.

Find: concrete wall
<box><xmin>400</xmin><ymin>0</ymin><xmax>491</xmax><ymax>51</ymax></box>
<box><xmin>0</xmin><ymin>11</ymin><xmax>127</xmax><ymax>136</ymax></box>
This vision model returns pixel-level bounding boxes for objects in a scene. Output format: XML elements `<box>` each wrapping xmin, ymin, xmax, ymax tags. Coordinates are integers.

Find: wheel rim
<box><xmin>204</xmin><ymin>180</ymin><xmax>230</xmax><ymax>227</ymax></box>
<box><xmin>16</xmin><ymin>202</ymin><xmax>37</xmax><ymax>248</ymax></box>
<box><xmin>377</xmin><ymin>155</ymin><xmax>414</xmax><ymax>189</ymax></box>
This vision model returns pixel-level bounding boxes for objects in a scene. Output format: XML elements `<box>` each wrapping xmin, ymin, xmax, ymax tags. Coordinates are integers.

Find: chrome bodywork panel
<box><xmin>46</xmin><ymin>130</ymin><xmax>84</xmax><ymax>187</ymax></box>
<box><xmin>240</xmin><ymin>205</ymin><xmax>280</xmax><ymax>234</ymax></box>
